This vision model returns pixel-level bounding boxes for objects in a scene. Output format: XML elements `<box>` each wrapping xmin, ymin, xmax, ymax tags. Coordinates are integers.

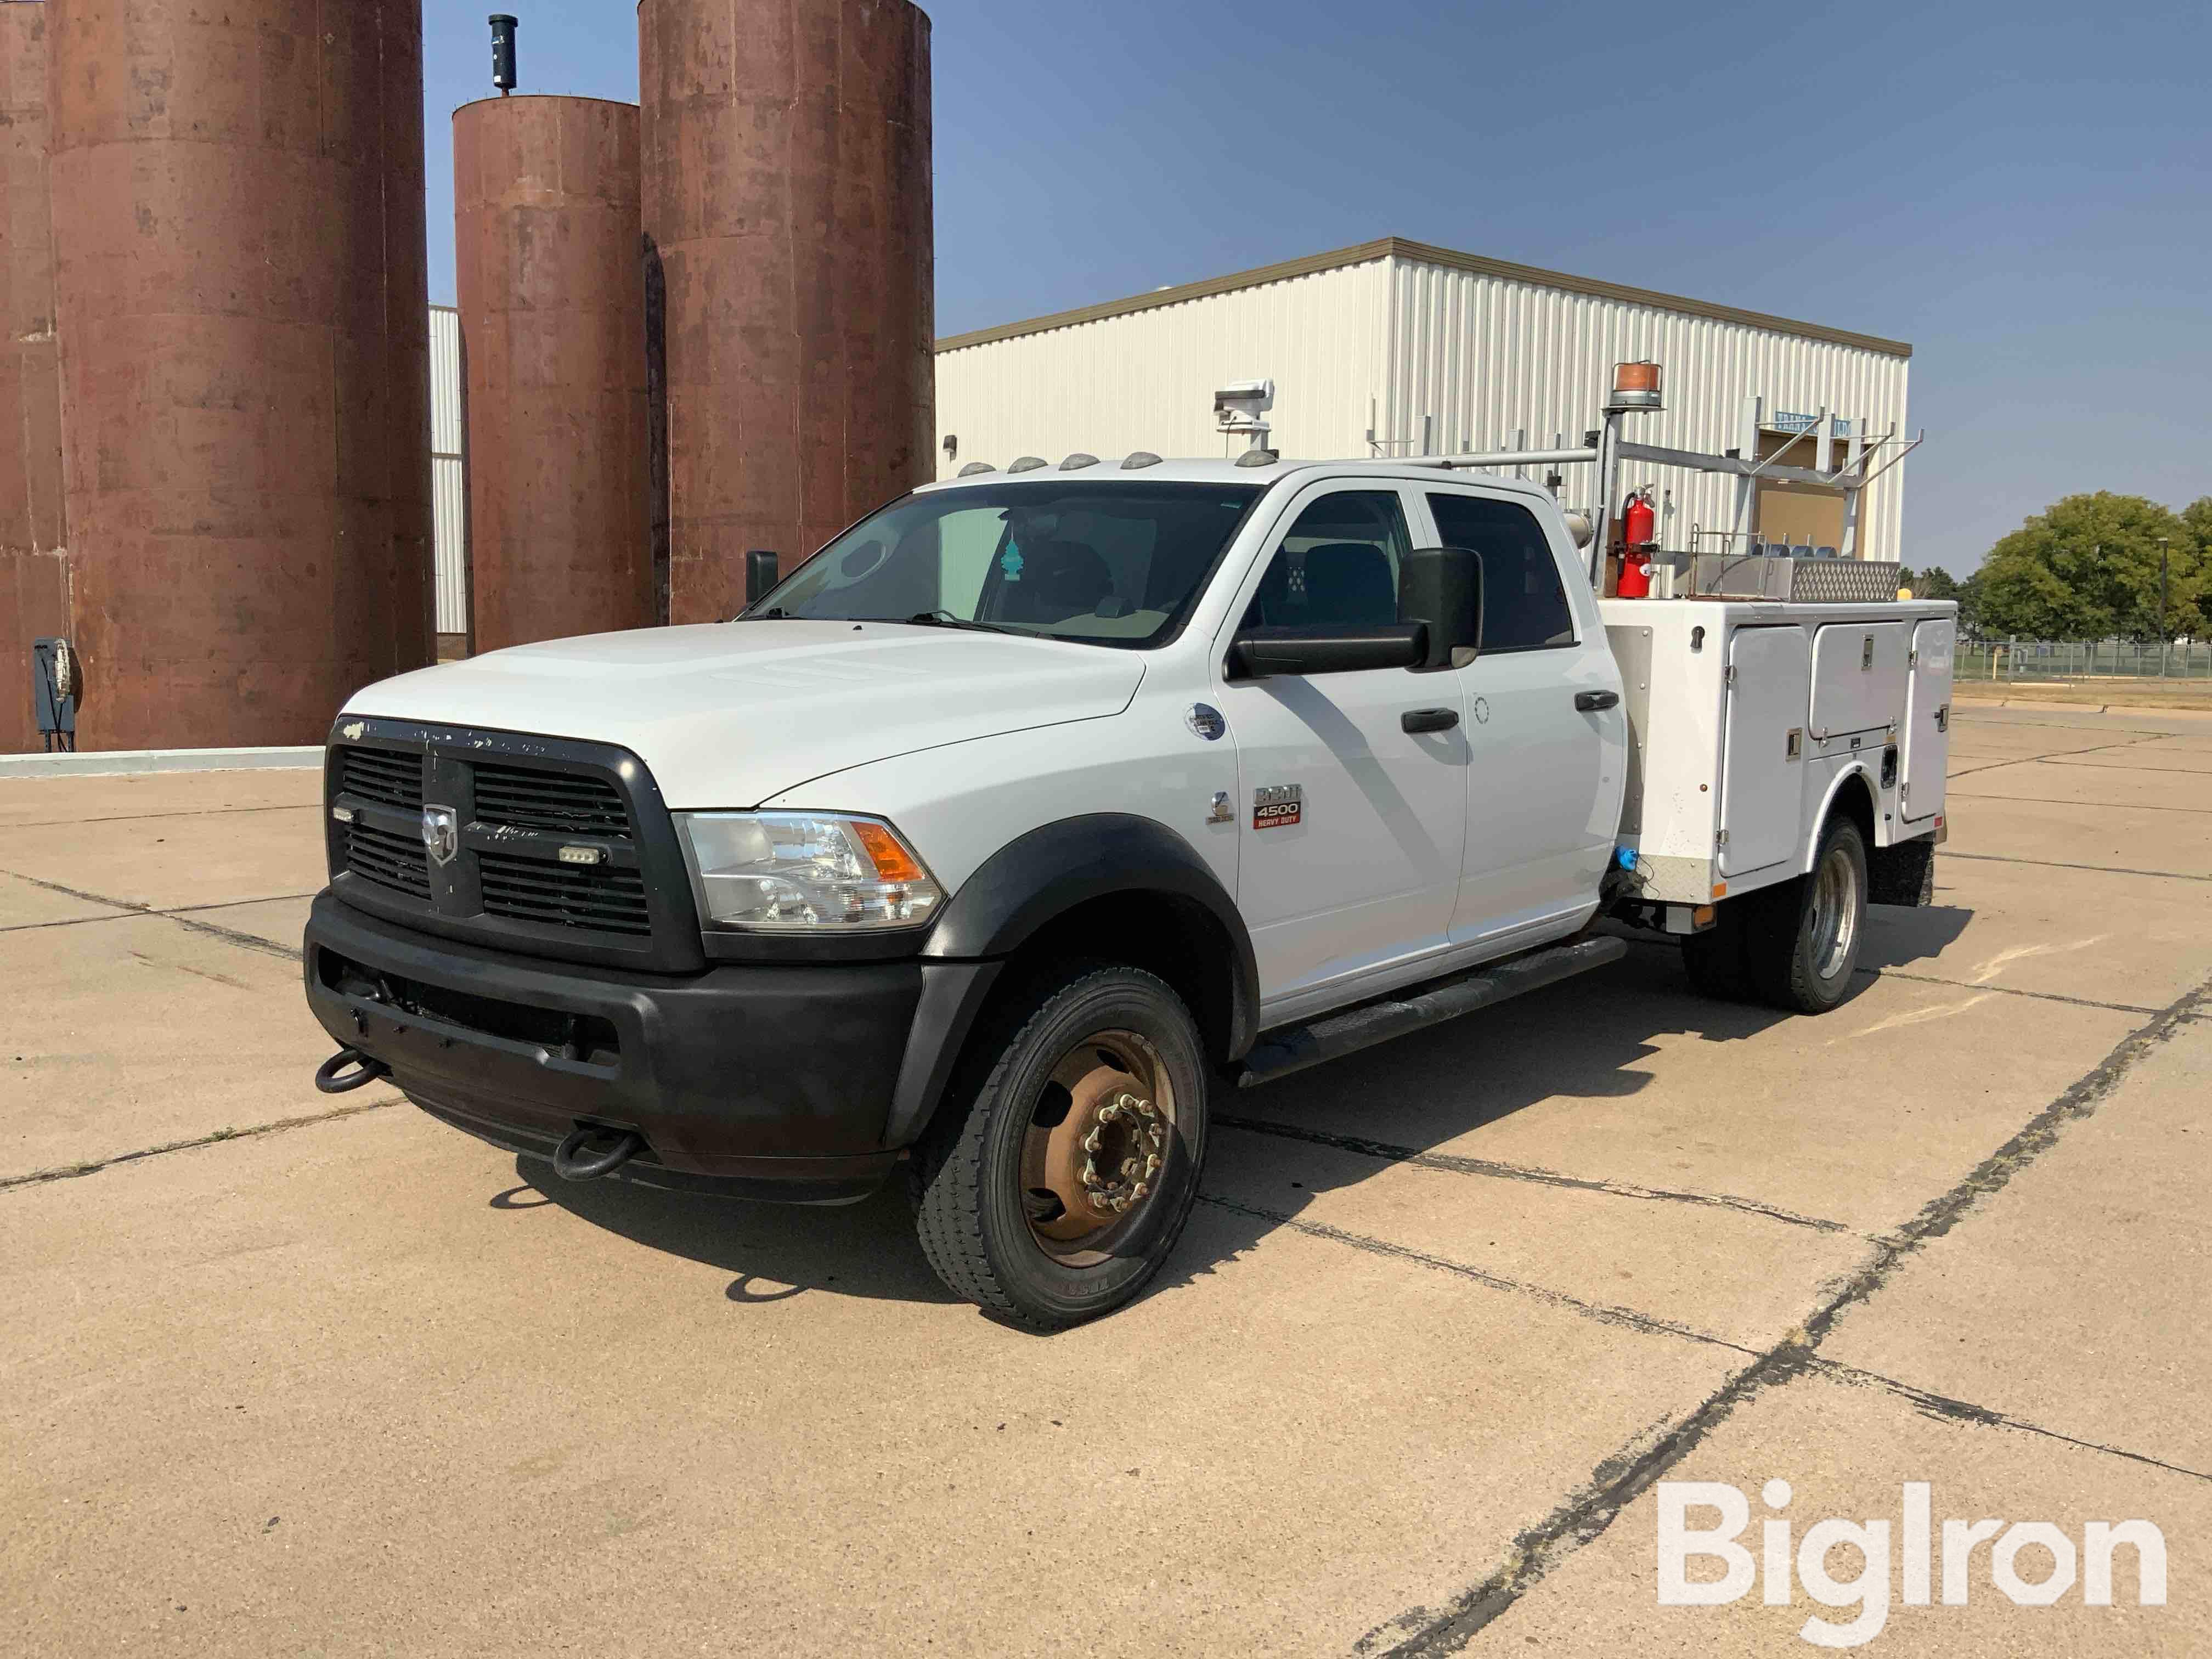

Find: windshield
<box><xmin>745</xmin><ymin>481</ymin><xmax>1267</xmax><ymax>648</ymax></box>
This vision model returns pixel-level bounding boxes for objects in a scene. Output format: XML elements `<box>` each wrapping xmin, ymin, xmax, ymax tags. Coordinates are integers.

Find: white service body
<box><xmin>1601</xmin><ymin>598</ymin><xmax>1953</xmax><ymax>907</ymax></box>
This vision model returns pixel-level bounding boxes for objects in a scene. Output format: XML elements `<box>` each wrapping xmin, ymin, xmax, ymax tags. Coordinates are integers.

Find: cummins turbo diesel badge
<box><xmin>1253</xmin><ymin>784</ymin><xmax>1302</xmax><ymax>829</ymax></box>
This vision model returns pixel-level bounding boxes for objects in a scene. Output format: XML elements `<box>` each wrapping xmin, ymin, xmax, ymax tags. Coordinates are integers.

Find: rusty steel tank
<box><xmin>455</xmin><ymin>95</ymin><xmax>653</xmax><ymax>652</ymax></box>
<box><xmin>640</xmin><ymin>0</ymin><xmax>935</xmax><ymax>623</ymax></box>
<box><xmin>2</xmin><ymin>1</ymin><xmax>70</xmax><ymax>753</ymax></box>
<box><xmin>43</xmin><ymin>0</ymin><xmax>433</xmax><ymax>750</ymax></box>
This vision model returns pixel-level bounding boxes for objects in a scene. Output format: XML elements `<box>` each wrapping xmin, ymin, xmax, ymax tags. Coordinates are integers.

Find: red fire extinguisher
<box><xmin>1616</xmin><ymin>489</ymin><xmax>1657</xmax><ymax>598</ymax></box>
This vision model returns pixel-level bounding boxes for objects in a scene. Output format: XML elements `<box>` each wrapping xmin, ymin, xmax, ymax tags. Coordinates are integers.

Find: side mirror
<box><xmin>1398</xmin><ymin>546</ymin><xmax>1483</xmax><ymax>669</ymax></box>
<box><xmin>744</xmin><ymin>549</ymin><xmax>780</xmax><ymax>605</ymax></box>
<box><xmin>1228</xmin><ymin>623</ymin><xmax>1429</xmax><ymax>679</ymax></box>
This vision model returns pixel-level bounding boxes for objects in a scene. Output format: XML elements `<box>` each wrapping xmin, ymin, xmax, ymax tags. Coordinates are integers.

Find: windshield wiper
<box><xmin>855</xmin><ymin>611</ymin><xmax>1021</xmax><ymax>636</ymax></box>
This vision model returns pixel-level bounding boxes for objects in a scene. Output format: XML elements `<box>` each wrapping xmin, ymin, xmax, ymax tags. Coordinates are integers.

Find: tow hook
<box><xmin>552</xmin><ymin>1124</ymin><xmax>646</xmax><ymax>1183</ymax></box>
<box><xmin>314</xmin><ymin>1047</ymin><xmax>392</xmax><ymax>1095</ymax></box>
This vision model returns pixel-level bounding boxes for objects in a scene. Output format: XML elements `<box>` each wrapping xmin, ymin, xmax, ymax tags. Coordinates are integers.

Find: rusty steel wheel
<box><xmin>1019</xmin><ymin>1030</ymin><xmax>1177</xmax><ymax>1267</ymax></box>
<box><xmin>910</xmin><ymin>964</ymin><xmax>1210</xmax><ymax>1330</ymax></box>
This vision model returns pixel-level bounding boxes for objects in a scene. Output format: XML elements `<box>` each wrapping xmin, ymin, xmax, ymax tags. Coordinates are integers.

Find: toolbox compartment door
<box><xmin>1810</xmin><ymin>621</ymin><xmax>1910</xmax><ymax>739</ymax></box>
<box><xmin>1719</xmin><ymin>625</ymin><xmax>1810</xmax><ymax>877</ymax></box>
<box><xmin>1901</xmin><ymin>617</ymin><xmax>1954</xmax><ymax>823</ymax></box>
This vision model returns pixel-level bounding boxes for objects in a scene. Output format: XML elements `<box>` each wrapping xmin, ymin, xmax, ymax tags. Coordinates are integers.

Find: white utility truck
<box><xmin>304</xmin><ymin>451</ymin><xmax>1953</xmax><ymax>1328</ymax></box>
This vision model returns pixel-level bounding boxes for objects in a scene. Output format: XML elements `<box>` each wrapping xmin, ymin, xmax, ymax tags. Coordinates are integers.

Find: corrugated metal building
<box><xmin>935</xmin><ymin>238</ymin><xmax>1913</xmax><ymax>561</ymax></box>
<box><xmin>429</xmin><ymin>304</ymin><xmax>467</xmax><ymax>641</ymax></box>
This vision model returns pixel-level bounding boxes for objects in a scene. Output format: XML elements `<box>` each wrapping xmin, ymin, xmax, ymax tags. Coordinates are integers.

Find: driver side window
<box><xmin>1240</xmin><ymin>490</ymin><xmax>1412</xmax><ymax>631</ymax></box>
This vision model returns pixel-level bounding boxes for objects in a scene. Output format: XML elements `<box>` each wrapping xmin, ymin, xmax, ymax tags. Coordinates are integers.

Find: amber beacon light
<box><xmin>1608</xmin><ymin>360</ymin><xmax>1664</xmax><ymax>412</ymax></box>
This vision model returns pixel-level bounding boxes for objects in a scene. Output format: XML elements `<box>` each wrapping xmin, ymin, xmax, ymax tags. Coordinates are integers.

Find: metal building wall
<box><xmin>933</xmin><ymin>241</ymin><xmax>1912</xmax><ymax>561</ymax></box>
<box><xmin>934</xmin><ymin>260</ymin><xmax>1388</xmax><ymax>477</ymax></box>
<box><xmin>428</xmin><ymin>304</ymin><xmax>467</xmax><ymax>640</ymax></box>
<box><xmin>1381</xmin><ymin>253</ymin><xmax>1910</xmax><ymax>560</ymax></box>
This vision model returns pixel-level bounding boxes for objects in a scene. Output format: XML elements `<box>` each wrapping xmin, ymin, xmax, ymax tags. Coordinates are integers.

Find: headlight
<box><xmin>678</xmin><ymin>812</ymin><xmax>945</xmax><ymax>931</ymax></box>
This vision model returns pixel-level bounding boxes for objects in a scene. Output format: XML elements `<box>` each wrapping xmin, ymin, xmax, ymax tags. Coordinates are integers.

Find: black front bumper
<box><xmin>303</xmin><ymin>893</ymin><xmax>993</xmax><ymax>1204</ymax></box>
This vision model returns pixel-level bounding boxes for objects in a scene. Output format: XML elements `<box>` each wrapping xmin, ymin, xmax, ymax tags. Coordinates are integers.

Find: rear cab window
<box><xmin>1425</xmin><ymin>493</ymin><xmax>1577</xmax><ymax>652</ymax></box>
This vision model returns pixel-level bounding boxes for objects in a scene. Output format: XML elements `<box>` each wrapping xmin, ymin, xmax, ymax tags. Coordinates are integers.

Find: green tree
<box><xmin>1976</xmin><ymin>493</ymin><xmax>2203</xmax><ymax>641</ymax></box>
<box><xmin>2179</xmin><ymin>498</ymin><xmax>2212</xmax><ymax>638</ymax></box>
<box><xmin>1906</xmin><ymin>565</ymin><xmax>1983</xmax><ymax>633</ymax></box>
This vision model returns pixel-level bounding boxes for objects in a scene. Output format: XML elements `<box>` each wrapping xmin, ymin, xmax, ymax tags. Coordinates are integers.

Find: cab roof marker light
<box><xmin>1234</xmin><ymin>448</ymin><xmax>1280</xmax><ymax>468</ymax></box>
<box><xmin>1120</xmin><ymin>452</ymin><xmax>1163</xmax><ymax>469</ymax></box>
<box><xmin>1059</xmin><ymin>453</ymin><xmax>1099</xmax><ymax>471</ymax></box>
<box><xmin>957</xmin><ymin>461</ymin><xmax>997</xmax><ymax>477</ymax></box>
<box><xmin>1007</xmin><ymin>456</ymin><xmax>1048</xmax><ymax>473</ymax></box>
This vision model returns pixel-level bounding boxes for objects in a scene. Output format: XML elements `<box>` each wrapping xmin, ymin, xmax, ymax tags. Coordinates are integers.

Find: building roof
<box><xmin>934</xmin><ymin>235</ymin><xmax>1914</xmax><ymax>360</ymax></box>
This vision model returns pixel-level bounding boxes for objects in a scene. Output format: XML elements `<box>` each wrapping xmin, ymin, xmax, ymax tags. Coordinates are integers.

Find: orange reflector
<box><xmin>852</xmin><ymin>820</ymin><xmax>926</xmax><ymax>883</ymax></box>
<box><xmin>1692</xmin><ymin>906</ymin><xmax>1716</xmax><ymax>927</ymax></box>
<box><xmin>1712</xmin><ymin>883</ymin><xmax>1728</xmax><ymax>899</ymax></box>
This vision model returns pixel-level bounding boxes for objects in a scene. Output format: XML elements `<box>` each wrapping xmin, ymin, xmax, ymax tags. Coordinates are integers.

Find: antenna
<box><xmin>490</xmin><ymin>15</ymin><xmax>519</xmax><ymax>94</ymax></box>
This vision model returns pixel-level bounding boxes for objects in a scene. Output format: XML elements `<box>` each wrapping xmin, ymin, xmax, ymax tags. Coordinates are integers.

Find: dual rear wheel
<box><xmin>1684</xmin><ymin>815</ymin><xmax>1869</xmax><ymax>1013</ymax></box>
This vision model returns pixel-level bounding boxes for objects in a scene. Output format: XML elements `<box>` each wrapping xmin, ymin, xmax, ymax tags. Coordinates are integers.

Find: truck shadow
<box><xmin>1858</xmin><ymin>898</ymin><xmax>1974</xmax><ymax>972</ymax></box>
<box><xmin>520</xmin><ymin>1158</ymin><xmax>961</xmax><ymax>1308</ymax></box>
<box><xmin>514</xmin><ymin>901</ymin><xmax>1976</xmax><ymax>1327</ymax></box>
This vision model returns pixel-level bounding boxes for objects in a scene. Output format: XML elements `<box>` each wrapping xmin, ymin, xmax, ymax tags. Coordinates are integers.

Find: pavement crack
<box><xmin>1942</xmin><ymin>850</ymin><xmax>2209</xmax><ymax>884</ymax></box>
<box><xmin>0</xmin><ymin>1095</ymin><xmax>403</xmax><ymax>1193</ymax></box>
<box><xmin>1946</xmin><ymin>791</ymin><xmax>2212</xmax><ymax>816</ymax></box>
<box><xmin>1359</xmin><ymin>972</ymin><xmax>2212</xmax><ymax>1656</ymax></box>
<box><xmin>1805</xmin><ymin>1358</ymin><xmax>2212</xmax><ymax>1485</ymax></box>
<box><xmin>1943</xmin><ymin>732</ymin><xmax>2176</xmax><ymax>780</ymax></box>
<box><xmin>1214</xmin><ymin>1115</ymin><xmax>1854</xmax><ymax>1235</ymax></box>
<box><xmin>0</xmin><ymin>803</ymin><xmax>320</xmax><ymax>830</ymax></box>
<box><xmin>0</xmin><ymin>868</ymin><xmax>303</xmax><ymax>960</ymax></box>
<box><xmin>1197</xmin><ymin>1193</ymin><xmax>1758</xmax><ymax>1358</ymax></box>
<box><xmin>0</xmin><ymin>891</ymin><xmax>318</xmax><ymax>936</ymax></box>
<box><xmin>2033</xmin><ymin>758</ymin><xmax>2212</xmax><ymax>777</ymax></box>
<box><xmin>1857</xmin><ymin>968</ymin><xmax>2158</xmax><ymax>1016</ymax></box>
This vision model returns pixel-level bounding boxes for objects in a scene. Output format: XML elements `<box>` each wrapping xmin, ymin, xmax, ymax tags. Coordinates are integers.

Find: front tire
<box><xmin>910</xmin><ymin>963</ymin><xmax>1209</xmax><ymax>1330</ymax></box>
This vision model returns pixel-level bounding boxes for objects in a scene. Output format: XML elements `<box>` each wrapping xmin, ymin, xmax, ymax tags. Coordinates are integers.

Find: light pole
<box><xmin>2158</xmin><ymin>537</ymin><xmax>2171</xmax><ymax>676</ymax></box>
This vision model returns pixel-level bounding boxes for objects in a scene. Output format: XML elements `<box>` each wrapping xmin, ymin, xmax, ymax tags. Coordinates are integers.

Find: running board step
<box><xmin>1235</xmin><ymin>936</ymin><xmax>1628</xmax><ymax>1089</ymax></box>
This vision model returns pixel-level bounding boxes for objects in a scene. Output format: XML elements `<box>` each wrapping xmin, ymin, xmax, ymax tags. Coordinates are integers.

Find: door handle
<box><xmin>1575</xmin><ymin>690</ymin><xmax>1621</xmax><ymax>713</ymax></box>
<box><xmin>1402</xmin><ymin>707</ymin><xmax>1460</xmax><ymax>734</ymax></box>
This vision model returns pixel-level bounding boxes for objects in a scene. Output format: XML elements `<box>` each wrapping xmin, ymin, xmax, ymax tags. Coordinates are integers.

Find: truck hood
<box><xmin>343</xmin><ymin>622</ymin><xmax>1145</xmax><ymax>807</ymax></box>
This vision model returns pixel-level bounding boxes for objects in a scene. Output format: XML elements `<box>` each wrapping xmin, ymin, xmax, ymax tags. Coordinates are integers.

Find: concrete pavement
<box><xmin>2</xmin><ymin>707</ymin><xmax>2207</xmax><ymax>1656</ymax></box>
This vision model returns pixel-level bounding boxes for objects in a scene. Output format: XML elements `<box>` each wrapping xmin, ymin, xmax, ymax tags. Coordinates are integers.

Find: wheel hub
<box><xmin>1025</xmin><ymin>1035</ymin><xmax>1173</xmax><ymax>1248</ymax></box>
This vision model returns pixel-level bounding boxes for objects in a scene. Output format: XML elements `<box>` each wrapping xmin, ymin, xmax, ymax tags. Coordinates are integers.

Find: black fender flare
<box><xmin>881</xmin><ymin>815</ymin><xmax>1260</xmax><ymax>1149</ymax></box>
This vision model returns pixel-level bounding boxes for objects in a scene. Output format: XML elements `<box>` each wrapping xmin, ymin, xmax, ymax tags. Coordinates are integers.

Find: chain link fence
<box><xmin>1957</xmin><ymin>639</ymin><xmax>2212</xmax><ymax>682</ymax></box>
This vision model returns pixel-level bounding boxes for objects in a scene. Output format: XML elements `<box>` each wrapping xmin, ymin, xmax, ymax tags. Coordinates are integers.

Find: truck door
<box><xmin>1900</xmin><ymin>617</ymin><xmax>1954</xmax><ymax>824</ymax></box>
<box><xmin>1214</xmin><ymin>484</ymin><xmax>1469</xmax><ymax>1012</ymax></box>
<box><xmin>1719</xmin><ymin>625</ymin><xmax>1812</xmax><ymax>877</ymax></box>
<box><xmin>1423</xmin><ymin>488</ymin><xmax>1625</xmax><ymax>949</ymax></box>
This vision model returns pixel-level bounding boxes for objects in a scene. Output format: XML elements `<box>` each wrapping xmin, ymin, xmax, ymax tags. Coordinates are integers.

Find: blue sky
<box><xmin>424</xmin><ymin>2</ymin><xmax>2210</xmax><ymax>575</ymax></box>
